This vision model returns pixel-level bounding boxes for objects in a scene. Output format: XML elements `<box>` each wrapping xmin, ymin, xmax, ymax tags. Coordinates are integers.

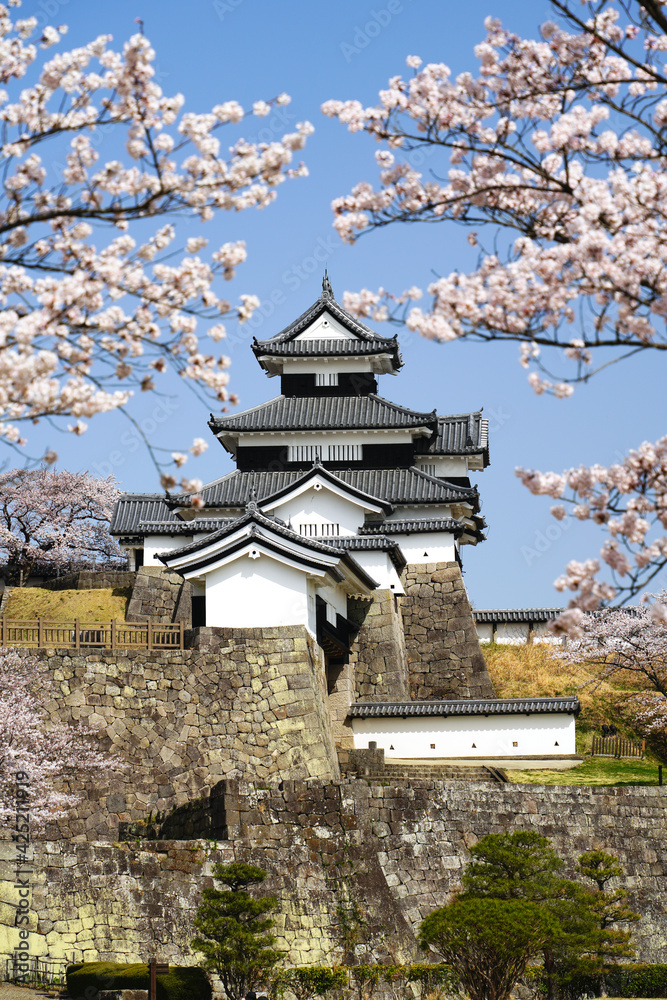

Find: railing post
<box><xmin>111</xmin><ymin>619</ymin><xmax>116</xmax><ymax>652</ymax></box>
<box><xmin>147</xmin><ymin>618</ymin><xmax>153</xmax><ymax>651</ymax></box>
<box><xmin>0</xmin><ymin>613</ymin><xmax>4</xmax><ymax>646</ymax></box>
<box><xmin>74</xmin><ymin>618</ymin><xmax>80</xmax><ymax>651</ymax></box>
<box><xmin>179</xmin><ymin>620</ymin><xmax>184</xmax><ymax>649</ymax></box>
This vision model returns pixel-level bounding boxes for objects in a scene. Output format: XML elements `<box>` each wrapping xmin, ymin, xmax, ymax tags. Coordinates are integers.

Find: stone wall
<box><xmin>32</xmin><ymin>626</ymin><xmax>340</xmax><ymax>842</ymax></box>
<box><xmin>349</xmin><ymin>590</ymin><xmax>410</xmax><ymax>702</ymax></box>
<box><xmin>400</xmin><ymin>562</ymin><xmax>496</xmax><ymax>699</ymax></box>
<box><xmin>2</xmin><ymin>779</ymin><xmax>666</xmax><ymax>971</ymax></box>
<box><xmin>125</xmin><ymin>567</ymin><xmax>191</xmax><ymax>624</ymax></box>
<box><xmin>42</xmin><ymin>571</ymin><xmax>136</xmax><ymax>592</ymax></box>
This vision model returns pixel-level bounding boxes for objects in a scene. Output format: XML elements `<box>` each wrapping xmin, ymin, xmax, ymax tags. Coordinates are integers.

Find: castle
<box><xmin>111</xmin><ymin>274</ymin><xmax>579</xmax><ymax>764</ymax></box>
<box><xmin>6</xmin><ymin>279</ymin><xmax>665</xmax><ymax>979</ymax></box>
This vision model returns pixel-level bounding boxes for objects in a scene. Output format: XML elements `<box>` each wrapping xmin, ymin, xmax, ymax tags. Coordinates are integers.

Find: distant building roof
<box><xmin>349</xmin><ymin>696</ymin><xmax>580</xmax><ymax>718</ymax></box>
<box><xmin>473</xmin><ymin>609</ymin><xmax>563</xmax><ymax>623</ymax></box>
<box><xmin>110</xmin><ymin>495</ymin><xmax>175</xmax><ymax>538</ymax></box>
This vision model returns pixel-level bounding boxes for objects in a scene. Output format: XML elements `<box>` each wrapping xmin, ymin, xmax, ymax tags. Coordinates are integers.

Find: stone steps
<box><xmin>360</xmin><ymin>763</ymin><xmax>505</xmax><ymax>783</ymax></box>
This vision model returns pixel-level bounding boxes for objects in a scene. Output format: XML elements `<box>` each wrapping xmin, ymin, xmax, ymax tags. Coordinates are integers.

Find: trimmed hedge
<box><xmin>270</xmin><ymin>964</ymin><xmax>460</xmax><ymax>1000</ymax></box>
<box><xmin>558</xmin><ymin>965</ymin><xmax>667</xmax><ymax>999</ymax></box>
<box><xmin>65</xmin><ymin>961</ymin><xmax>212</xmax><ymax>1000</ymax></box>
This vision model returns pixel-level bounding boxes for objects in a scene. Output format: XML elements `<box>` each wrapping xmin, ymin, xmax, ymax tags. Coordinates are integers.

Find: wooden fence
<box><xmin>0</xmin><ymin>616</ymin><xmax>184</xmax><ymax>650</ymax></box>
<box><xmin>591</xmin><ymin>735</ymin><xmax>645</xmax><ymax>759</ymax></box>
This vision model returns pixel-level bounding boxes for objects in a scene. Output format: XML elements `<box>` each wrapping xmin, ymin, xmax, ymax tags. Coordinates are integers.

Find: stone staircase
<box><xmin>338</xmin><ymin>747</ymin><xmax>508</xmax><ymax>783</ymax></box>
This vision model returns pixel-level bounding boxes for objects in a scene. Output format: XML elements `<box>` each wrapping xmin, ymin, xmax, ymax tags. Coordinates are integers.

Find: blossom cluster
<box><xmin>516</xmin><ymin>436</ymin><xmax>667</xmax><ymax>612</ymax></box>
<box><xmin>0</xmin><ymin>646</ymin><xmax>117</xmax><ymax>829</ymax></box>
<box><xmin>0</xmin><ymin>5</ymin><xmax>311</xmax><ymax>475</ymax></box>
<box><xmin>323</xmin><ymin>3</ymin><xmax>667</xmax><ymax>394</ymax></box>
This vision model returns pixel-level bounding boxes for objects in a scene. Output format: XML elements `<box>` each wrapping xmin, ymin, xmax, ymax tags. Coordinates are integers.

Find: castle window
<box><xmin>288</xmin><ymin>444</ymin><xmax>323</xmax><ymax>463</ymax></box>
<box><xmin>419</xmin><ymin>463</ymin><xmax>437</xmax><ymax>477</ymax></box>
<box><xmin>328</xmin><ymin>443</ymin><xmax>362</xmax><ymax>461</ymax></box>
<box><xmin>315</xmin><ymin>372</ymin><xmax>338</xmax><ymax>386</ymax></box>
<box><xmin>299</xmin><ymin>522</ymin><xmax>340</xmax><ymax>537</ymax></box>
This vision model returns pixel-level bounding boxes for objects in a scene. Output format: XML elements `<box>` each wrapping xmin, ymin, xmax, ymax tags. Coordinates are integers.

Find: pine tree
<box><xmin>191</xmin><ymin>862</ymin><xmax>284</xmax><ymax>1000</ymax></box>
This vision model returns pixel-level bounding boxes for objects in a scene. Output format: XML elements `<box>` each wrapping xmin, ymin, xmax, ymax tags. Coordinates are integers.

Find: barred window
<box><xmin>298</xmin><ymin>522</ymin><xmax>340</xmax><ymax>537</ymax></box>
<box><xmin>315</xmin><ymin>372</ymin><xmax>339</xmax><ymax>386</ymax></box>
<box><xmin>287</xmin><ymin>444</ymin><xmax>323</xmax><ymax>463</ymax></box>
<box><xmin>328</xmin><ymin>443</ymin><xmax>362</xmax><ymax>461</ymax></box>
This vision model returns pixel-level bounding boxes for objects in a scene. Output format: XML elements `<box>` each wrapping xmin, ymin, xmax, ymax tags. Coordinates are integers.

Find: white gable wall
<box><xmin>205</xmin><ymin>553</ymin><xmax>310</xmax><ymax>630</ymax></box>
<box><xmin>352</xmin><ymin>713</ymin><xmax>576</xmax><ymax>758</ymax></box>
<box><xmin>294</xmin><ymin>309</ymin><xmax>355</xmax><ymax>340</ymax></box>
<box><xmin>350</xmin><ymin>549</ymin><xmax>404</xmax><ymax>593</ymax></box>
<box><xmin>266</xmin><ymin>485</ymin><xmax>369</xmax><ymax>537</ymax></box>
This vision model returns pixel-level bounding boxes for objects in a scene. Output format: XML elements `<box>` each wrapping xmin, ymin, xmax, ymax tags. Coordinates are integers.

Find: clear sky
<box><xmin>17</xmin><ymin>0</ymin><xmax>666</xmax><ymax>609</ymax></box>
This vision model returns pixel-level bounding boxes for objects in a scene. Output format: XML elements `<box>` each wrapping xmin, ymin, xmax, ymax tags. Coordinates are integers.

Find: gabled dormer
<box><xmin>251</xmin><ymin>272</ymin><xmax>402</xmax><ymax>397</ymax></box>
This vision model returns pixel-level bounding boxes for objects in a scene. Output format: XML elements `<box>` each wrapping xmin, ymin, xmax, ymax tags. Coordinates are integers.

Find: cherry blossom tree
<box><xmin>558</xmin><ymin>591</ymin><xmax>667</xmax><ymax>731</ymax></box>
<box><xmin>322</xmin><ymin>0</ymin><xmax>667</xmax><ymax>613</ymax></box>
<box><xmin>0</xmin><ymin>467</ymin><xmax>124</xmax><ymax>584</ymax></box>
<box><xmin>0</xmin><ymin>646</ymin><xmax>116</xmax><ymax>830</ymax></box>
<box><xmin>0</xmin><ymin>4</ymin><xmax>311</xmax><ymax>488</ymax></box>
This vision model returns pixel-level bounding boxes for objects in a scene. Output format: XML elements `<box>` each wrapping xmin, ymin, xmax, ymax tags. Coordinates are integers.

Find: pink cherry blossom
<box><xmin>0</xmin><ymin>6</ymin><xmax>310</xmax><ymax>478</ymax></box>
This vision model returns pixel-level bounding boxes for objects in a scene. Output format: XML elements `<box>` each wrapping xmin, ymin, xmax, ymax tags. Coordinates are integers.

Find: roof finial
<box><xmin>322</xmin><ymin>269</ymin><xmax>333</xmax><ymax>299</ymax></box>
<box><xmin>246</xmin><ymin>486</ymin><xmax>259</xmax><ymax>513</ymax></box>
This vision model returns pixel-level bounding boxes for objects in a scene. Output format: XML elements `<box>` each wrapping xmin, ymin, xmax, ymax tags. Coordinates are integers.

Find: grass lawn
<box><xmin>3</xmin><ymin>586</ymin><xmax>132</xmax><ymax>621</ymax></box>
<box><xmin>508</xmin><ymin>755</ymin><xmax>662</xmax><ymax>786</ymax></box>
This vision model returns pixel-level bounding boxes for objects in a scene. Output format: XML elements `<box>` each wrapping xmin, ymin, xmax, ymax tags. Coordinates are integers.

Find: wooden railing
<box><xmin>591</xmin><ymin>735</ymin><xmax>645</xmax><ymax>759</ymax></box>
<box><xmin>0</xmin><ymin>616</ymin><xmax>184</xmax><ymax>650</ymax></box>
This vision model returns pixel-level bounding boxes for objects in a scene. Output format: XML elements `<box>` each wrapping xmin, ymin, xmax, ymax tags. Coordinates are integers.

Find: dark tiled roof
<box><xmin>473</xmin><ymin>609</ymin><xmax>563</xmax><ymax>623</ymax></box>
<box><xmin>416</xmin><ymin>412</ymin><xmax>489</xmax><ymax>464</ymax></box>
<box><xmin>110</xmin><ymin>495</ymin><xmax>176</xmax><ymax>536</ymax></box>
<box><xmin>255</xmin><ymin>281</ymin><xmax>392</xmax><ymax>346</ymax></box>
<box><xmin>137</xmin><ymin>519</ymin><xmax>235</xmax><ymax>535</ymax></box>
<box><xmin>158</xmin><ymin>508</ymin><xmax>378</xmax><ymax>590</ymax></box>
<box><xmin>209</xmin><ymin>395</ymin><xmax>437</xmax><ymax>435</ymax></box>
<box><xmin>328</xmin><ymin>535</ymin><xmax>407</xmax><ymax>571</ymax></box>
<box><xmin>170</xmin><ymin>467</ymin><xmax>479</xmax><ymax>511</ymax></box>
<box><xmin>349</xmin><ymin>696</ymin><xmax>580</xmax><ymax>718</ymax></box>
<box><xmin>360</xmin><ymin>518</ymin><xmax>464</xmax><ymax>536</ymax></box>
<box><xmin>253</xmin><ymin>337</ymin><xmax>399</xmax><ymax>358</ymax></box>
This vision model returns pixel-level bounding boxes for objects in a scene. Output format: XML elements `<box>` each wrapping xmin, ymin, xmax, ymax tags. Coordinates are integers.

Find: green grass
<box><xmin>509</xmin><ymin>756</ymin><xmax>663</xmax><ymax>786</ymax></box>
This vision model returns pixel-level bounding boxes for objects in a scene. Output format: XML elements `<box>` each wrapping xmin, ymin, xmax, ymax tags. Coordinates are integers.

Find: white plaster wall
<box><xmin>316</xmin><ymin>581</ymin><xmax>348</xmax><ymax>624</ymax></box>
<box><xmin>415</xmin><ymin>457</ymin><xmax>468</xmax><ymax>476</ymax></box>
<box><xmin>387</xmin><ymin>505</ymin><xmax>452</xmax><ymax>521</ymax></box>
<box><xmin>295</xmin><ymin>309</ymin><xmax>353</xmax><ymax>340</ymax></box>
<box><xmin>282</xmin><ymin>357</ymin><xmax>373</xmax><ymax>375</ymax></box>
<box><xmin>352</xmin><ymin>713</ymin><xmax>576</xmax><ymax>758</ymax></box>
<box><xmin>266</xmin><ymin>485</ymin><xmax>367</xmax><ymax>536</ymax></box>
<box><xmin>350</xmin><ymin>549</ymin><xmax>404</xmax><ymax>593</ymax></box>
<box><xmin>205</xmin><ymin>552</ymin><xmax>309</xmax><ymax>628</ymax></box>
<box><xmin>238</xmin><ymin>430</ymin><xmax>414</xmax><ymax>448</ymax></box>
<box><xmin>398</xmin><ymin>531</ymin><xmax>456</xmax><ymax>564</ymax></box>
<box><xmin>476</xmin><ymin>623</ymin><xmax>494</xmax><ymax>643</ymax></box>
<box><xmin>143</xmin><ymin>535</ymin><xmax>191</xmax><ymax>567</ymax></box>
<box><xmin>496</xmin><ymin>622</ymin><xmax>531</xmax><ymax>644</ymax></box>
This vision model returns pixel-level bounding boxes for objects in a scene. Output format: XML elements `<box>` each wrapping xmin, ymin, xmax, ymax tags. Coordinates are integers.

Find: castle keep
<box><xmin>6</xmin><ymin>278</ymin><xmax>659</xmax><ymax>977</ymax></box>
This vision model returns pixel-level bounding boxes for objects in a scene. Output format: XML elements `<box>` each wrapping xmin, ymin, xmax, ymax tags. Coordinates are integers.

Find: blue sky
<box><xmin>17</xmin><ymin>0</ymin><xmax>666</xmax><ymax>608</ymax></box>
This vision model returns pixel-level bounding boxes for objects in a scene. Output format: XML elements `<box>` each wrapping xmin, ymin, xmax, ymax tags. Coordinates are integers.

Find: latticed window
<box><xmin>298</xmin><ymin>522</ymin><xmax>340</xmax><ymax>537</ymax></box>
<box><xmin>327</xmin><ymin>443</ymin><xmax>362</xmax><ymax>461</ymax></box>
<box><xmin>287</xmin><ymin>444</ymin><xmax>323</xmax><ymax>463</ymax></box>
<box><xmin>419</xmin><ymin>463</ymin><xmax>437</xmax><ymax>477</ymax></box>
<box><xmin>314</xmin><ymin>371</ymin><xmax>339</xmax><ymax>386</ymax></box>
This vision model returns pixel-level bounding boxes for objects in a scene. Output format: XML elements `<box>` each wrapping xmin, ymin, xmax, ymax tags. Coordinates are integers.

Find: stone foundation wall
<box><xmin>400</xmin><ymin>562</ymin><xmax>496</xmax><ymax>699</ymax></box>
<box><xmin>349</xmin><ymin>590</ymin><xmax>410</xmax><ymax>702</ymax></box>
<box><xmin>30</xmin><ymin>627</ymin><xmax>339</xmax><ymax>842</ymax></box>
<box><xmin>2</xmin><ymin>780</ymin><xmax>666</xmax><ymax>971</ymax></box>
<box><xmin>125</xmin><ymin>567</ymin><xmax>191</xmax><ymax>625</ymax></box>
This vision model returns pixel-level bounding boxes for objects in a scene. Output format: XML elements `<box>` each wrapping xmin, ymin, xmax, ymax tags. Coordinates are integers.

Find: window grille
<box><xmin>315</xmin><ymin>372</ymin><xmax>339</xmax><ymax>386</ymax></box>
<box><xmin>287</xmin><ymin>444</ymin><xmax>323</xmax><ymax>463</ymax></box>
<box><xmin>419</xmin><ymin>463</ymin><xmax>437</xmax><ymax>477</ymax></box>
<box><xmin>328</xmin><ymin>443</ymin><xmax>362</xmax><ymax>461</ymax></box>
<box><xmin>298</xmin><ymin>522</ymin><xmax>340</xmax><ymax>537</ymax></box>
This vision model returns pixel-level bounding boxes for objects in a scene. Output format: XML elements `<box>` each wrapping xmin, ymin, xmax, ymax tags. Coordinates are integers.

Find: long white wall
<box><xmin>143</xmin><ymin>535</ymin><xmax>191</xmax><ymax>567</ymax></box>
<box><xmin>398</xmin><ymin>531</ymin><xmax>456</xmax><ymax>564</ymax></box>
<box><xmin>352</xmin><ymin>713</ymin><xmax>576</xmax><ymax>758</ymax></box>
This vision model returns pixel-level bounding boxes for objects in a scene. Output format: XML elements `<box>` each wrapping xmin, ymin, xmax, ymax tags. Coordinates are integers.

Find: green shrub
<box><xmin>530</xmin><ymin>963</ymin><xmax>667</xmax><ymax>999</ymax></box>
<box><xmin>271</xmin><ymin>967</ymin><xmax>349</xmax><ymax>1000</ymax></box>
<box><xmin>66</xmin><ymin>961</ymin><xmax>212</xmax><ymax>1000</ymax></box>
